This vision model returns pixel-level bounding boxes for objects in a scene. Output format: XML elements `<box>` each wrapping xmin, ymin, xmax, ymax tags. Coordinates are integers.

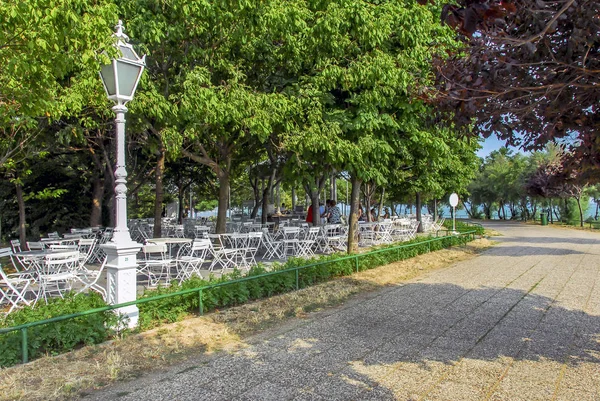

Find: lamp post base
<box><xmin>101</xmin><ymin>241</ymin><xmax>141</xmax><ymax>328</ymax></box>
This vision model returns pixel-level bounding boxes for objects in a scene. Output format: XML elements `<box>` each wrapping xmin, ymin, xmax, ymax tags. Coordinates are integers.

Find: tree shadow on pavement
<box><xmin>483</xmin><ymin>245</ymin><xmax>586</xmax><ymax>256</ymax></box>
<box><xmin>252</xmin><ymin>283</ymin><xmax>600</xmax><ymax>400</ymax></box>
<box><xmin>505</xmin><ymin>236</ymin><xmax>600</xmax><ymax>246</ymax></box>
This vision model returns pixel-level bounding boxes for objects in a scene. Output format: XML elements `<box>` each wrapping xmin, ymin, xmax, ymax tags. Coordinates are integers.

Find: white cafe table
<box><xmin>13</xmin><ymin>249</ymin><xmax>76</xmax><ymax>276</ymax></box>
<box><xmin>145</xmin><ymin>238</ymin><xmax>192</xmax><ymax>257</ymax></box>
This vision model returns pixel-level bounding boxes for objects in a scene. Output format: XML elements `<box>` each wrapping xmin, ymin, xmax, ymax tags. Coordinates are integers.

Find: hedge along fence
<box><xmin>0</xmin><ymin>231</ymin><xmax>477</xmax><ymax>367</ymax></box>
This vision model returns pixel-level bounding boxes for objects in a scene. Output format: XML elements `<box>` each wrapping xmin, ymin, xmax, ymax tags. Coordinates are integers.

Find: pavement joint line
<box><xmin>416</xmin><ymin>245</ymin><xmax>583</xmax><ymax>401</ymax></box>
<box><xmin>482</xmin><ymin>249</ymin><xmax>586</xmax><ymax>401</ymax></box>
<box><xmin>551</xmin><ymin>243</ymin><xmax>600</xmax><ymax>400</ymax></box>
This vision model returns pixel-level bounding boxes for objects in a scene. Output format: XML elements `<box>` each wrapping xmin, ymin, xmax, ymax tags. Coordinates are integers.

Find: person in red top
<box><xmin>306</xmin><ymin>204</ymin><xmax>314</xmax><ymax>223</ymax></box>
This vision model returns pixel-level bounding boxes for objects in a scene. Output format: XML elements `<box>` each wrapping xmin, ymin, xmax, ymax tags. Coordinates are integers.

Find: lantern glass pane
<box><xmin>116</xmin><ymin>61</ymin><xmax>142</xmax><ymax>97</ymax></box>
<box><xmin>118</xmin><ymin>44</ymin><xmax>138</xmax><ymax>61</ymax></box>
<box><xmin>100</xmin><ymin>64</ymin><xmax>116</xmax><ymax>96</ymax></box>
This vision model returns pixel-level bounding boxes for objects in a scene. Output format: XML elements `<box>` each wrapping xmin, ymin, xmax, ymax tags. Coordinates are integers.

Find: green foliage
<box><xmin>0</xmin><ymin>292</ymin><xmax>116</xmax><ymax>368</ymax></box>
<box><xmin>442</xmin><ymin>220</ymin><xmax>485</xmax><ymax>236</ymax></box>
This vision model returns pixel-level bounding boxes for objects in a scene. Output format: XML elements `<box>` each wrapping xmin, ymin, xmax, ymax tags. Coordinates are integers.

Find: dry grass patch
<box><xmin>0</xmin><ymin>238</ymin><xmax>494</xmax><ymax>401</ymax></box>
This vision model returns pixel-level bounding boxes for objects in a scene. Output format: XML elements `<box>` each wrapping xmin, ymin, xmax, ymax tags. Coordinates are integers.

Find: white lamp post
<box><xmin>99</xmin><ymin>20</ymin><xmax>146</xmax><ymax>327</ymax></box>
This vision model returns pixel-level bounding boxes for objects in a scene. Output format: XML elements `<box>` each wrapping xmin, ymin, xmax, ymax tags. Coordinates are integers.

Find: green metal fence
<box><xmin>1</xmin><ymin>230</ymin><xmax>478</xmax><ymax>364</ymax></box>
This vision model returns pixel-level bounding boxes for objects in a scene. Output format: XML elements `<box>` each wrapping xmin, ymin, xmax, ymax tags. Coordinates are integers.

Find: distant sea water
<box><xmin>187</xmin><ymin>200</ymin><xmax>598</xmax><ymax>220</ymax></box>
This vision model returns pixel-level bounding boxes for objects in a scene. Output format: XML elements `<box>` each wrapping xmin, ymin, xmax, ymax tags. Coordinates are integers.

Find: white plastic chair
<box><xmin>297</xmin><ymin>227</ymin><xmax>320</xmax><ymax>257</ymax></box>
<box><xmin>207</xmin><ymin>234</ymin><xmax>238</xmax><ymax>272</ymax></box>
<box><xmin>175</xmin><ymin>239</ymin><xmax>210</xmax><ymax>281</ymax></box>
<box><xmin>139</xmin><ymin>244</ymin><xmax>172</xmax><ymax>286</ymax></box>
<box><xmin>281</xmin><ymin>227</ymin><xmax>301</xmax><ymax>259</ymax></box>
<box><xmin>261</xmin><ymin>229</ymin><xmax>283</xmax><ymax>260</ymax></box>
<box><xmin>0</xmin><ymin>248</ymin><xmax>34</xmax><ymax>313</ymax></box>
<box><xmin>38</xmin><ymin>251</ymin><xmax>80</xmax><ymax>301</ymax></box>
<box><xmin>75</xmin><ymin>256</ymin><xmax>107</xmax><ymax>300</ymax></box>
<box><xmin>77</xmin><ymin>238</ymin><xmax>97</xmax><ymax>268</ymax></box>
<box><xmin>245</xmin><ymin>232</ymin><xmax>263</xmax><ymax>267</ymax></box>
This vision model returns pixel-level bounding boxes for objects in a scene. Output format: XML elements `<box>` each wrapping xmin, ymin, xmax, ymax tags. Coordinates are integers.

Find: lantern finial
<box><xmin>114</xmin><ymin>20</ymin><xmax>129</xmax><ymax>42</ymax></box>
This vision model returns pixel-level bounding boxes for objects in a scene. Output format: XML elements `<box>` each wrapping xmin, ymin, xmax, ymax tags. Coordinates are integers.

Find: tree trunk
<box><xmin>365</xmin><ymin>183</ymin><xmax>372</xmax><ymax>222</ymax></box>
<box><xmin>153</xmin><ymin>146</ymin><xmax>166</xmax><ymax>238</ymax></box>
<box><xmin>595</xmin><ymin>202</ymin><xmax>599</xmax><ymax>220</ymax></box>
<box><xmin>291</xmin><ymin>185</ymin><xmax>296</xmax><ymax>213</ymax></box>
<box><xmin>261</xmin><ymin>178</ymin><xmax>272</xmax><ymax>225</ymax></box>
<box><xmin>249</xmin><ymin>175</ymin><xmax>261</xmax><ymax>219</ymax></box>
<box><xmin>416</xmin><ymin>192</ymin><xmax>423</xmax><ymax>233</ymax></box>
<box><xmin>347</xmin><ymin>176</ymin><xmax>362</xmax><ymax>254</ymax></box>
<box><xmin>261</xmin><ymin>169</ymin><xmax>276</xmax><ymax>225</ymax></box>
<box><xmin>329</xmin><ymin>174</ymin><xmax>335</xmax><ymax>200</ymax></box>
<box><xmin>15</xmin><ymin>183</ymin><xmax>26</xmax><ymax>247</ymax></box>
<box><xmin>576</xmin><ymin>196</ymin><xmax>584</xmax><ymax>227</ymax></box>
<box><xmin>331</xmin><ymin>175</ymin><xmax>337</xmax><ymax>203</ymax></box>
<box><xmin>177</xmin><ymin>185</ymin><xmax>185</xmax><ymax>224</ymax></box>
<box><xmin>90</xmin><ymin>175</ymin><xmax>104</xmax><ymax>227</ymax></box>
<box><xmin>379</xmin><ymin>187</ymin><xmax>385</xmax><ymax>218</ymax></box>
<box><xmin>216</xmin><ymin>171</ymin><xmax>230</xmax><ymax>233</ymax></box>
<box><xmin>311</xmin><ymin>192</ymin><xmax>320</xmax><ymax>226</ymax></box>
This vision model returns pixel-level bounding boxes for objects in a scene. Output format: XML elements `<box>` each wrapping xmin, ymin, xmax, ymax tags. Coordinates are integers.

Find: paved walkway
<box><xmin>86</xmin><ymin>222</ymin><xmax>600</xmax><ymax>400</ymax></box>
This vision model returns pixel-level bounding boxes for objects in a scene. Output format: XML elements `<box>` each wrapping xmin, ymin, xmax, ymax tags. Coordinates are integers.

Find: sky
<box><xmin>476</xmin><ymin>136</ymin><xmax>525</xmax><ymax>158</ymax></box>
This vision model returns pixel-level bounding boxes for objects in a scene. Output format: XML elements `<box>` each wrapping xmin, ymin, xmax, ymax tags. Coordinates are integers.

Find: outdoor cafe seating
<box><xmin>2</xmin><ymin>213</ymin><xmax>444</xmax><ymax>314</ymax></box>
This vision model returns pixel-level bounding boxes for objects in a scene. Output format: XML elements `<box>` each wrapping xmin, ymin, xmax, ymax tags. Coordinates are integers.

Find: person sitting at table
<box><xmin>306</xmin><ymin>203</ymin><xmax>314</xmax><ymax>223</ymax></box>
<box><xmin>321</xmin><ymin>199</ymin><xmax>332</xmax><ymax>223</ymax></box>
<box><xmin>358</xmin><ymin>203</ymin><xmax>365</xmax><ymax>221</ymax></box>
<box><xmin>383</xmin><ymin>208</ymin><xmax>390</xmax><ymax>219</ymax></box>
<box><xmin>328</xmin><ymin>200</ymin><xmax>342</xmax><ymax>224</ymax></box>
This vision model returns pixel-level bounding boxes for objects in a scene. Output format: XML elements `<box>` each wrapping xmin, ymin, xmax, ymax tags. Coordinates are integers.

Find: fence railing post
<box><xmin>21</xmin><ymin>327</ymin><xmax>28</xmax><ymax>364</ymax></box>
<box><xmin>198</xmin><ymin>289</ymin><xmax>204</xmax><ymax>316</ymax></box>
<box><xmin>355</xmin><ymin>255</ymin><xmax>359</xmax><ymax>272</ymax></box>
<box><xmin>295</xmin><ymin>268</ymin><xmax>299</xmax><ymax>290</ymax></box>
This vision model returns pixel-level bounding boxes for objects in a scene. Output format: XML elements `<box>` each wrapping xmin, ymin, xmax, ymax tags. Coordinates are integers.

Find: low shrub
<box><xmin>0</xmin><ymin>292</ymin><xmax>116</xmax><ymax>367</ymax></box>
<box><xmin>443</xmin><ymin>220</ymin><xmax>484</xmax><ymax>235</ymax></box>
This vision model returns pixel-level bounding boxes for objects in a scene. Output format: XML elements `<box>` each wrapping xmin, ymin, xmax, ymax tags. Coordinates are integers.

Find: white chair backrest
<box><xmin>0</xmin><ymin>247</ymin><xmax>13</xmax><ymax>259</ymax></box>
<box><xmin>10</xmin><ymin>240</ymin><xmax>21</xmax><ymax>253</ymax></box>
<box><xmin>78</xmin><ymin>238</ymin><xmax>96</xmax><ymax>247</ymax></box>
<box><xmin>49</xmin><ymin>244</ymin><xmax>78</xmax><ymax>251</ymax></box>
<box><xmin>44</xmin><ymin>251</ymin><xmax>80</xmax><ymax>268</ymax></box>
<box><xmin>27</xmin><ymin>241</ymin><xmax>44</xmax><ymax>251</ymax></box>
<box><xmin>191</xmin><ymin>239</ymin><xmax>211</xmax><ymax>250</ymax></box>
<box><xmin>143</xmin><ymin>244</ymin><xmax>167</xmax><ymax>254</ymax></box>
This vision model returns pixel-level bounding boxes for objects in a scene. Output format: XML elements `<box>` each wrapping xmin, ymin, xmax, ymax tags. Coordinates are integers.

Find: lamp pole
<box><xmin>99</xmin><ymin>20</ymin><xmax>146</xmax><ymax>328</ymax></box>
<box><xmin>112</xmin><ymin>104</ymin><xmax>130</xmax><ymax>243</ymax></box>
